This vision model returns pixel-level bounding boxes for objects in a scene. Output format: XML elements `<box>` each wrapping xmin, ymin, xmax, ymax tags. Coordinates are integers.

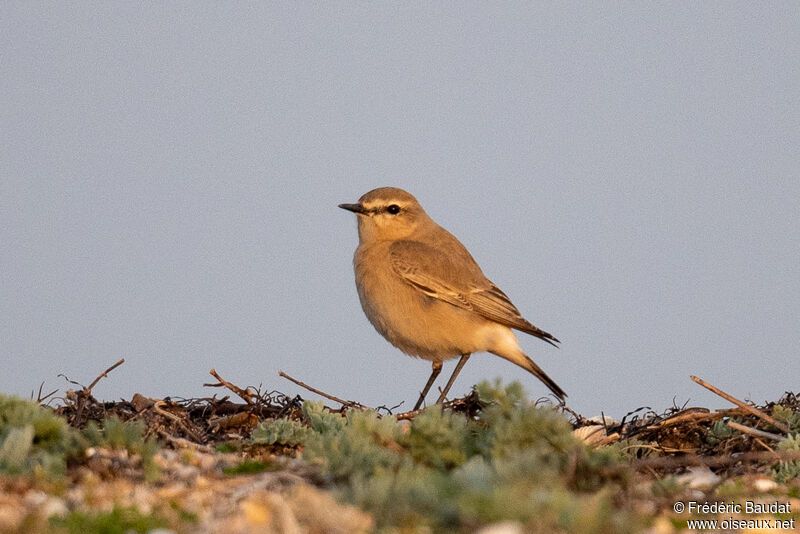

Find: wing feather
<box><xmin>389</xmin><ymin>240</ymin><xmax>559</xmax><ymax>345</ymax></box>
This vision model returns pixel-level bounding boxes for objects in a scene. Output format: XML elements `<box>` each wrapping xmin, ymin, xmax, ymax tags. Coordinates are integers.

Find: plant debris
<box><xmin>1</xmin><ymin>361</ymin><xmax>797</xmax><ymax>533</ymax></box>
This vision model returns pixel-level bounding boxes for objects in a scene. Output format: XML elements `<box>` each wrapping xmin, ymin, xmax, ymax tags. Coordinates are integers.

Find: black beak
<box><xmin>338</xmin><ymin>203</ymin><xmax>367</xmax><ymax>215</ymax></box>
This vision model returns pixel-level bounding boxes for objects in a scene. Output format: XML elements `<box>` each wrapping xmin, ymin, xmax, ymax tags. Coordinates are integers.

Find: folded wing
<box><xmin>389</xmin><ymin>239</ymin><xmax>559</xmax><ymax>346</ymax></box>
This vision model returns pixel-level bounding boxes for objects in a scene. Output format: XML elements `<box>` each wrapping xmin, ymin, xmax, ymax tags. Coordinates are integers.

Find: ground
<box><xmin>0</xmin><ymin>364</ymin><xmax>798</xmax><ymax>533</ymax></box>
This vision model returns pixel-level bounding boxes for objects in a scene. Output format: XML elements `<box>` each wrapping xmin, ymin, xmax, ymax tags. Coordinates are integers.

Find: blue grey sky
<box><xmin>2</xmin><ymin>4</ymin><xmax>798</xmax><ymax>417</ymax></box>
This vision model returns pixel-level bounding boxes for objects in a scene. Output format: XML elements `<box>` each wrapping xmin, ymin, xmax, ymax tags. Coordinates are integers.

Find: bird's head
<box><xmin>339</xmin><ymin>187</ymin><xmax>431</xmax><ymax>243</ymax></box>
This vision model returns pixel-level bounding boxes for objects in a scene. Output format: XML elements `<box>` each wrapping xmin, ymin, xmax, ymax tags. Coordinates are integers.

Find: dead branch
<box><xmin>153</xmin><ymin>401</ymin><xmax>183</xmax><ymax>423</ymax></box>
<box><xmin>209</xmin><ymin>412</ymin><xmax>259</xmax><ymax>432</ymax></box>
<box><xmin>35</xmin><ymin>382</ymin><xmax>59</xmax><ymax>404</ymax></box>
<box><xmin>646</xmin><ymin>408</ymin><xmax>722</xmax><ymax>430</ymax></box>
<box><xmin>86</xmin><ymin>358</ymin><xmax>126</xmax><ymax>393</ymax></box>
<box><xmin>727</xmin><ymin>421</ymin><xmax>787</xmax><ymax>442</ymax></box>
<box><xmin>72</xmin><ymin>358</ymin><xmax>126</xmax><ymax>425</ymax></box>
<box><xmin>158</xmin><ymin>431</ymin><xmax>216</xmax><ymax>454</ymax></box>
<box><xmin>395</xmin><ymin>392</ymin><xmax>484</xmax><ymax>420</ymax></box>
<box><xmin>206</xmin><ymin>369</ymin><xmax>257</xmax><ymax>404</ymax></box>
<box><xmin>690</xmin><ymin>375</ymin><xmax>790</xmax><ymax>434</ymax></box>
<box><xmin>279</xmin><ymin>370</ymin><xmax>365</xmax><ymax>409</ymax></box>
<box><xmin>633</xmin><ymin>449</ymin><xmax>800</xmax><ymax>471</ymax></box>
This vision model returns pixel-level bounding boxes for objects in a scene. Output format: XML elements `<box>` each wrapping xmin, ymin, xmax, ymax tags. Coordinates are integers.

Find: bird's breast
<box><xmin>351</xmin><ymin>243</ymin><xmax>488</xmax><ymax>360</ymax></box>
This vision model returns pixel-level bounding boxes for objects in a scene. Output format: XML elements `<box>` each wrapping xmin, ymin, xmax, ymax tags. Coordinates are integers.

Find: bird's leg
<box><xmin>413</xmin><ymin>361</ymin><xmax>443</xmax><ymax>410</ymax></box>
<box><xmin>436</xmin><ymin>354</ymin><xmax>471</xmax><ymax>404</ymax></box>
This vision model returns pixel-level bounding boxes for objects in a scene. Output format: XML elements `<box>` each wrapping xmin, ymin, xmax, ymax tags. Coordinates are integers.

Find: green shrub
<box><xmin>254</xmin><ymin>381</ymin><xmax>643</xmax><ymax>533</ymax></box>
<box><xmin>251</xmin><ymin>416</ymin><xmax>311</xmax><ymax>446</ymax></box>
<box><xmin>773</xmin><ymin>405</ymin><xmax>800</xmax><ymax>433</ymax></box>
<box><xmin>0</xmin><ymin>396</ymin><xmax>161</xmax><ymax>481</ymax></box>
<box><xmin>223</xmin><ymin>459</ymin><xmax>276</xmax><ymax>475</ymax></box>
<box><xmin>49</xmin><ymin>505</ymin><xmax>167</xmax><ymax>534</ymax></box>
<box><xmin>774</xmin><ymin>434</ymin><xmax>800</xmax><ymax>483</ymax></box>
<box><xmin>83</xmin><ymin>416</ymin><xmax>159</xmax><ymax>481</ymax></box>
<box><xmin>0</xmin><ymin>395</ymin><xmax>76</xmax><ymax>475</ymax></box>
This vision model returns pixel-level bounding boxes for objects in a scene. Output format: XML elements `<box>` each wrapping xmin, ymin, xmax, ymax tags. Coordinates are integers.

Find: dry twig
<box><xmin>395</xmin><ymin>391</ymin><xmax>484</xmax><ymax>420</ymax></box>
<box><xmin>158</xmin><ymin>431</ymin><xmax>216</xmax><ymax>454</ymax></box>
<box><xmin>279</xmin><ymin>370</ymin><xmax>365</xmax><ymax>409</ymax></box>
<box><xmin>654</xmin><ymin>408</ymin><xmax>721</xmax><ymax>428</ymax></box>
<box><xmin>35</xmin><ymin>382</ymin><xmax>59</xmax><ymax>404</ymax></box>
<box><xmin>73</xmin><ymin>358</ymin><xmax>126</xmax><ymax>425</ymax></box>
<box><xmin>206</xmin><ymin>369</ymin><xmax>257</xmax><ymax>404</ymax></box>
<box><xmin>727</xmin><ymin>421</ymin><xmax>787</xmax><ymax>442</ymax></box>
<box><xmin>87</xmin><ymin>358</ymin><xmax>126</xmax><ymax>393</ymax></box>
<box><xmin>633</xmin><ymin>449</ymin><xmax>800</xmax><ymax>471</ymax></box>
<box><xmin>690</xmin><ymin>375</ymin><xmax>790</xmax><ymax>434</ymax></box>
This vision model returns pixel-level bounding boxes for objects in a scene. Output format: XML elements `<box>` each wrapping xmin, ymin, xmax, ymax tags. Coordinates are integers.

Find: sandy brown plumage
<box><xmin>340</xmin><ymin>187</ymin><xmax>565</xmax><ymax>407</ymax></box>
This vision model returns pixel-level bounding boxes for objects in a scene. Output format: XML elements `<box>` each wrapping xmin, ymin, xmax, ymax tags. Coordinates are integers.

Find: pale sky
<box><xmin>2</xmin><ymin>4</ymin><xmax>799</xmax><ymax>417</ymax></box>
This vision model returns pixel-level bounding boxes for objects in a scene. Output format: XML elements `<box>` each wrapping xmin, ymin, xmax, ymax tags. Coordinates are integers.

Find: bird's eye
<box><xmin>386</xmin><ymin>204</ymin><xmax>401</xmax><ymax>215</ymax></box>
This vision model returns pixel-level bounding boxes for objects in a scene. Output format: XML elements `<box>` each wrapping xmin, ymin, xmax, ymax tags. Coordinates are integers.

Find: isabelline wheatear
<box><xmin>340</xmin><ymin>187</ymin><xmax>565</xmax><ymax>409</ymax></box>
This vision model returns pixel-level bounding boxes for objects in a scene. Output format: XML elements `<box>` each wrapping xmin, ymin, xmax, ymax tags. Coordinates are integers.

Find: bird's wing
<box><xmin>389</xmin><ymin>239</ymin><xmax>559</xmax><ymax>345</ymax></box>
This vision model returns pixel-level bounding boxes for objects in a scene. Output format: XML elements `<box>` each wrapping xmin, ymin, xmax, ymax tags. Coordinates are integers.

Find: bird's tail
<box><xmin>518</xmin><ymin>319</ymin><xmax>560</xmax><ymax>348</ymax></box>
<box><xmin>494</xmin><ymin>349</ymin><xmax>567</xmax><ymax>400</ymax></box>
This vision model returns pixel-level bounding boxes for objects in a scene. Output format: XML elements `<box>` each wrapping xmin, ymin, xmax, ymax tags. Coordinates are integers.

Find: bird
<box><xmin>339</xmin><ymin>187</ymin><xmax>565</xmax><ymax>410</ymax></box>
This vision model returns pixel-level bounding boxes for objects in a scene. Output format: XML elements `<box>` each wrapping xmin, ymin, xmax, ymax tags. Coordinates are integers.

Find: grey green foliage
<box><xmin>773</xmin><ymin>405</ymin><xmax>800</xmax><ymax>433</ymax></box>
<box><xmin>768</xmin><ymin>405</ymin><xmax>800</xmax><ymax>483</ymax></box>
<box><xmin>601</xmin><ymin>438</ymin><xmax>652</xmax><ymax>461</ymax></box>
<box><xmin>711</xmin><ymin>419</ymin><xmax>734</xmax><ymax>439</ymax></box>
<box><xmin>774</xmin><ymin>434</ymin><xmax>800</xmax><ymax>483</ymax></box>
<box><xmin>0</xmin><ymin>396</ymin><xmax>160</xmax><ymax>480</ymax></box>
<box><xmin>254</xmin><ymin>380</ymin><xmax>641</xmax><ymax>533</ymax></box>
<box><xmin>251</xmin><ymin>416</ymin><xmax>311</xmax><ymax>446</ymax></box>
<box><xmin>0</xmin><ymin>395</ymin><xmax>76</xmax><ymax>475</ymax></box>
<box><xmin>83</xmin><ymin>415</ymin><xmax>160</xmax><ymax>481</ymax></box>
